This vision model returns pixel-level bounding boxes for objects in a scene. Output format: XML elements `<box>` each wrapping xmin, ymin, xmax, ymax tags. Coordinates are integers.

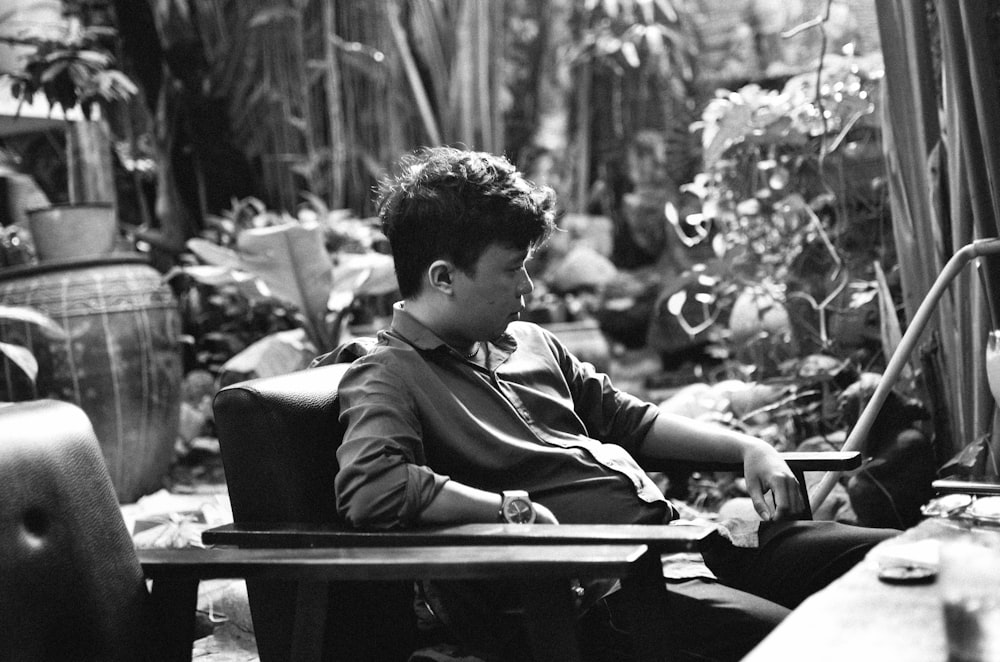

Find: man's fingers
<box><xmin>749</xmin><ymin>476</ymin><xmax>806</xmax><ymax>521</ymax></box>
<box><xmin>747</xmin><ymin>481</ymin><xmax>773</xmax><ymax>521</ymax></box>
<box><xmin>770</xmin><ymin>487</ymin><xmax>794</xmax><ymax>520</ymax></box>
<box><xmin>769</xmin><ymin>476</ymin><xmax>805</xmax><ymax>520</ymax></box>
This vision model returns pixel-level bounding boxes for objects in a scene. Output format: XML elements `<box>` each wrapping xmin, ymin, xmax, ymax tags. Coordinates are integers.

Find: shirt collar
<box><xmin>388</xmin><ymin>301</ymin><xmax>518</xmax><ymax>356</ymax></box>
<box><xmin>389</xmin><ymin>302</ymin><xmax>449</xmax><ymax>352</ymax></box>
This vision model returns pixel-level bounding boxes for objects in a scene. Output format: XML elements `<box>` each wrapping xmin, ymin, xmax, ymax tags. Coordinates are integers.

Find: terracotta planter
<box><xmin>27</xmin><ymin>203</ymin><xmax>118</xmax><ymax>262</ymax></box>
<box><xmin>0</xmin><ymin>256</ymin><xmax>182</xmax><ymax>502</ymax></box>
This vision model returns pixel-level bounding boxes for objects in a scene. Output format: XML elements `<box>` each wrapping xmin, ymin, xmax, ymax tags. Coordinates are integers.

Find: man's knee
<box><xmin>703</xmin><ymin>520</ymin><xmax>897</xmax><ymax>607</ymax></box>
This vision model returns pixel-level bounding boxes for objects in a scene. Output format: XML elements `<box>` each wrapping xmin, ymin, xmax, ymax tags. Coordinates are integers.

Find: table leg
<box><xmin>148</xmin><ymin>577</ymin><xmax>199</xmax><ymax>662</ymax></box>
<box><xmin>290</xmin><ymin>581</ymin><xmax>329</xmax><ymax>662</ymax></box>
<box><xmin>519</xmin><ymin>577</ymin><xmax>582</xmax><ymax>662</ymax></box>
<box><xmin>619</xmin><ymin>552</ymin><xmax>672</xmax><ymax>662</ymax></box>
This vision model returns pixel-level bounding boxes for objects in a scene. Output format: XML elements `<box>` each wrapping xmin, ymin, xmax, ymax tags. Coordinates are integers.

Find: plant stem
<box><xmin>385</xmin><ymin>0</ymin><xmax>442</xmax><ymax>146</ymax></box>
<box><xmin>66</xmin><ymin>122</ymin><xmax>79</xmax><ymax>204</ymax></box>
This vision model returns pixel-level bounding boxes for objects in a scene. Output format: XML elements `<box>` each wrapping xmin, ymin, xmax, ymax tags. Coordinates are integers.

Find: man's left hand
<box><xmin>743</xmin><ymin>444</ymin><xmax>805</xmax><ymax>521</ymax></box>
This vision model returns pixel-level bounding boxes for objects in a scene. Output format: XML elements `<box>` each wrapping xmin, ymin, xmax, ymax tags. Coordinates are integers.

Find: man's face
<box><xmin>451</xmin><ymin>243</ymin><xmax>534</xmax><ymax>342</ymax></box>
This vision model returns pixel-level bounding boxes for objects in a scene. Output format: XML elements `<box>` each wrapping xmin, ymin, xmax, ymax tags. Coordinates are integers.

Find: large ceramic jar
<box><xmin>0</xmin><ymin>255</ymin><xmax>182</xmax><ymax>502</ymax></box>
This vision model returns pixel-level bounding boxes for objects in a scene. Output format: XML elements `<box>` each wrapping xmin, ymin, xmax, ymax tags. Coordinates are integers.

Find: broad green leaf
<box><xmin>653</xmin><ymin>0</ymin><xmax>678</xmax><ymax>22</ymax></box>
<box><xmin>0</xmin><ymin>306</ymin><xmax>67</xmax><ymax>338</ymax></box>
<box><xmin>186</xmin><ymin>238</ymin><xmax>243</xmax><ymax>271</ymax></box>
<box><xmin>0</xmin><ymin>342</ymin><xmax>38</xmax><ymax>384</ymax></box>
<box><xmin>40</xmin><ymin>60</ymin><xmax>68</xmax><ymax>83</ymax></box>
<box><xmin>171</xmin><ymin>264</ymin><xmax>269</xmax><ymax>302</ymax></box>
<box><xmin>236</xmin><ymin>221</ymin><xmax>335</xmax><ymax>349</ymax></box>
<box><xmin>219</xmin><ymin>328</ymin><xmax>316</xmax><ymax>382</ymax></box>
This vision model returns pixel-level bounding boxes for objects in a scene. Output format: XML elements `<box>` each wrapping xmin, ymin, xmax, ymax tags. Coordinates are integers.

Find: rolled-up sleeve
<box><xmin>334</xmin><ymin>359</ymin><xmax>449</xmax><ymax>528</ymax></box>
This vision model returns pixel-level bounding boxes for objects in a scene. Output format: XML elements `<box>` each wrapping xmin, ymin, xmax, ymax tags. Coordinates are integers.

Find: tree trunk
<box><xmin>530</xmin><ymin>0</ymin><xmax>573</xmax><ymax>156</ymax></box>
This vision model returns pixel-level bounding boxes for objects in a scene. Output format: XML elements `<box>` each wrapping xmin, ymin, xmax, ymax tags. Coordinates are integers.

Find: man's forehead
<box><xmin>487</xmin><ymin>243</ymin><xmax>531</xmax><ymax>261</ymax></box>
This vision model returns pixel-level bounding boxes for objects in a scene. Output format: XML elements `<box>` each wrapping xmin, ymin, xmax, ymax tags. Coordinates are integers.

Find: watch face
<box><xmin>502</xmin><ymin>497</ymin><xmax>535</xmax><ymax>524</ymax></box>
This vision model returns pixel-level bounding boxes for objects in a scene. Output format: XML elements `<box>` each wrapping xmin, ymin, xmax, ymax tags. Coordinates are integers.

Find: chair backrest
<box><xmin>213</xmin><ymin>362</ymin><xmax>350</xmax><ymax>526</ymax></box>
<box><xmin>213</xmin><ymin>362</ymin><xmax>419</xmax><ymax>662</ymax></box>
<box><xmin>0</xmin><ymin>399</ymin><xmax>153</xmax><ymax>661</ymax></box>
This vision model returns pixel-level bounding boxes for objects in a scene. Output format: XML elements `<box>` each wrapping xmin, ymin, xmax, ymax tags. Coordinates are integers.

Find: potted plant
<box><xmin>0</xmin><ymin>4</ymin><xmax>184</xmax><ymax>505</ymax></box>
<box><xmin>1</xmin><ymin>0</ymin><xmax>137</xmax><ymax>261</ymax></box>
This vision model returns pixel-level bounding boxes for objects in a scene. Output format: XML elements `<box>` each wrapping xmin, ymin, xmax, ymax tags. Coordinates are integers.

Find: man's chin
<box><xmin>487</xmin><ymin>319</ymin><xmax>515</xmax><ymax>341</ymax></box>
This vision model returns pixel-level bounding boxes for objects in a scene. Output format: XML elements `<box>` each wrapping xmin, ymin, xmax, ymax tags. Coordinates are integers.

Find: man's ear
<box><xmin>427</xmin><ymin>260</ymin><xmax>455</xmax><ymax>295</ymax></box>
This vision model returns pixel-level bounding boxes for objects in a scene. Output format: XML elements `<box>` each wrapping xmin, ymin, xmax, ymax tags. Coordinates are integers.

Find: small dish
<box><xmin>921</xmin><ymin>493</ymin><xmax>974</xmax><ymax>518</ymax></box>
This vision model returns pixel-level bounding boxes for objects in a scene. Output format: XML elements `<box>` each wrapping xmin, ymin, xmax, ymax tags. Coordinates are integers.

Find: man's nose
<box><xmin>518</xmin><ymin>272</ymin><xmax>534</xmax><ymax>295</ymax></box>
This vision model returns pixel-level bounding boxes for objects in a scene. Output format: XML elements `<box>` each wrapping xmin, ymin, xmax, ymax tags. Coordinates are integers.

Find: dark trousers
<box><xmin>425</xmin><ymin>520</ymin><xmax>897</xmax><ymax>662</ymax></box>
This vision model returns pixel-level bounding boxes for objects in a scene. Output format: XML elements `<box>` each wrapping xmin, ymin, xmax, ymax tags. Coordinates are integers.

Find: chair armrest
<box><xmin>201</xmin><ymin>522</ymin><xmax>711</xmax><ymax>555</ymax></box>
<box><xmin>642</xmin><ymin>450</ymin><xmax>862</xmax><ymax>474</ymax></box>
<box><xmin>781</xmin><ymin>451</ymin><xmax>862</xmax><ymax>472</ymax></box>
<box><xmin>642</xmin><ymin>450</ymin><xmax>861</xmax><ymax>520</ymax></box>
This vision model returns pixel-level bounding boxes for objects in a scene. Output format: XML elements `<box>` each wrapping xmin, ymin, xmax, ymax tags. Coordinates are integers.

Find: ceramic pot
<box><xmin>27</xmin><ymin>203</ymin><xmax>117</xmax><ymax>262</ymax></box>
<box><xmin>0</xmin><ymin>256</ymin><xmax>182</xmax><ymax>502</ymax></box>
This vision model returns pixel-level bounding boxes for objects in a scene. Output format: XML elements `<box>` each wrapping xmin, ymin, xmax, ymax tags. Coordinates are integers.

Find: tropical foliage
<box><xmin>0</xmin><ymin>0</ymin><xmax>136</xmax><ymax>206</ymax></box>
<box><xmin>876</xmin><ymin>1</ymin><xmax>1000</xmax><ymax>470</ymax></box>
<box><xmin>173</xmin><ymin>193</ymin><xmax>395</xmax><ymax>382</ymax></box>
<box><xmin>2</xmin><ymin>17</ymin><xmax>135</xmax><ymax>118</ymax></box>
<box><xmin>135</xmin><ymin>1</ymin><xmax>697</xmax><ymax>221</ymax></box>
<box><xmin>669</xmin><ymin>52</ymin><xmax>891</xmax><ymax>364</ymax></box>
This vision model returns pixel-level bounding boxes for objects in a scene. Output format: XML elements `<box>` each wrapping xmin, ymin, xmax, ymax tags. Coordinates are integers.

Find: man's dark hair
<box><xmin>377</xmin><ymin>146</ymin><xmax>557</xmax><ymax>298</ymax></box>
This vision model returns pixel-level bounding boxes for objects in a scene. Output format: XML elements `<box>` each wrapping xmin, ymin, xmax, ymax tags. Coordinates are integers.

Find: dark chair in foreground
<box><xmin>0</xmin><ymin>399</ymin><xmax>228</xmax><ymax>661</ymax></box>
<box><xmin>206</xmin><ymin>360</ymin><xmax>861</xmax><ymax>662</ymax></box>
<box><xmin>0</xmin><ymin>399</ymin><xmax>159</xmax><ymax>661</ymax></box>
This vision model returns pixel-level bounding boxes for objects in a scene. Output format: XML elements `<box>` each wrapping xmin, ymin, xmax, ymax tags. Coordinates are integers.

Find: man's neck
<box><xmin>401</xmin><ymin>298</ymin><xmax>474</xmax><ymax>354</ymax></box>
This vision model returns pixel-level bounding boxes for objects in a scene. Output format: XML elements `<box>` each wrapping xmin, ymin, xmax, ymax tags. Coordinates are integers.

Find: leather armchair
<box><xmin>207</xmin><ymin>360</ymin><xmax>860</xmax><ymax>661</ymax></box>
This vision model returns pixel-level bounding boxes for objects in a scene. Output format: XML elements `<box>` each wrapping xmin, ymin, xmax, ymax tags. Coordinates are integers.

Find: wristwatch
<box><xmin>498</xmin><ymin>490</ymin><xmax>535</xmax><ymax>524</ymax></box>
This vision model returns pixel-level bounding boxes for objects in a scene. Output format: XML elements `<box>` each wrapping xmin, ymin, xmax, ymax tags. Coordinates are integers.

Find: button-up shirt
<box><xmin>334</xmin><ymin>304</ymin><xmax>675</xmax><ymax>528</ymax></box>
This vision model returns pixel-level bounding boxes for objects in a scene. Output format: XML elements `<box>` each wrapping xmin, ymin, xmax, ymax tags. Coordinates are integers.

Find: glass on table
<box><xmin>940</xmin><ymin>528</ymin><xmax>1000</xmax><ymax>662</ymax></box>
<box><xmin>987</xmin><ymin>330</ymin><xmax>1000</xmax><ymax>407</ymax></box>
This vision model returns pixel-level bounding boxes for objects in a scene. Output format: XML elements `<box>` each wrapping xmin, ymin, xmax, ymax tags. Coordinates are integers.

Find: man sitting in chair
<box><xmin>331</xmin><ymin>146</ymin><xmax>896</xmax><ymax>661</ymax></box>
